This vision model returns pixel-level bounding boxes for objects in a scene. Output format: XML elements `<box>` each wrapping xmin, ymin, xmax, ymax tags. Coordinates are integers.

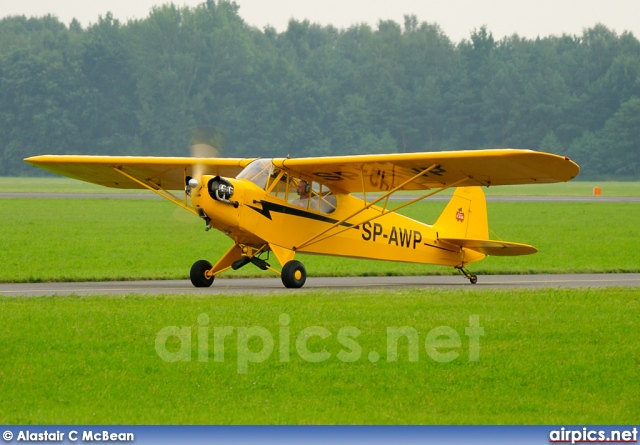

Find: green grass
<box><xmin>483</xmin><ymin>181</ymin><xmax>640</xmax><ymax>196</ymax></box>
<box><xmin>0</xmin><ymin>177</ymin><xmax>144</xmax><ymax>194</ymax></box>
<box><xmin>391</xmin><ymin>181</ymin><xmax>640</xmax><ymax>197</ymax></box>
<box><xmin>1</xmin><ymin>198</ymin><xmax>639</xmax><ymax>283</ymax></box>
<box><xmin>1</xmin><ymin>288</ymin><xmax>637</xmax><ymax>424</ymax></box>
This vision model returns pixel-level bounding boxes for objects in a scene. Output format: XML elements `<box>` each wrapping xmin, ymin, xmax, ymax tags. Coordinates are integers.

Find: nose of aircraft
<box><xmin>191</xmin><ymin>175</ymin><xmax>243</xmax><ymax>232</ymax></box>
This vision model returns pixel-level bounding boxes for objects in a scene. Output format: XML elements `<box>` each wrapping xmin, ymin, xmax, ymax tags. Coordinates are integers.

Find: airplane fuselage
<box><xmin>193</xmin><ymin>176</ymin><xmax>475</xmax><ymax>268</ymax></box>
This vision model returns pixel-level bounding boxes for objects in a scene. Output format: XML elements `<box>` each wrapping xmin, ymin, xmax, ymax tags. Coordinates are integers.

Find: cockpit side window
<box><xmin>238</xmin><ymin>160</ymin><xmax>337</xmax><ymax>213</ymax></box>
<box><xmin>266</xmin><ymin>173</ymin><xmax>336</xmax><ymax>214</ymax></box>
<box><xmin>267</xmin><ymin>169</ymin><xmax>296</xmax><ymax>201</ymax></box>
<box><xmin>316</xmin><ymin>187</ymin><xmax>337</xmax><ymax>214</ymax></box>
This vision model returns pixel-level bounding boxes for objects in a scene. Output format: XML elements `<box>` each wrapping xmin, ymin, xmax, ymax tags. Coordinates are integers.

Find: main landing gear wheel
<box><xmin>190</xmin><ymin>259</ymin><xmax>214</xmax><ymax>287</ymax></box>
<box><xmin>281</xmin><ymin>260</ymin><xmax>306</xmax><ymax>288</ymax></box>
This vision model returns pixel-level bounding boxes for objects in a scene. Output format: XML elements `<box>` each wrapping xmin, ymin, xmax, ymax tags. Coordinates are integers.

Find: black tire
<box><xmin>190</xmin><ymin>259</ymin><xmax>214</xmax><ymax>287</ymax></box>
<box><xmin>470</xmin><ymin>275</ymin><xmax>478</xmax><ymax>284</ymax></box>
<box><xmin>281</xmin><ymin>260</ymin><xmax>306</xmax><ymax>288</ymax></box>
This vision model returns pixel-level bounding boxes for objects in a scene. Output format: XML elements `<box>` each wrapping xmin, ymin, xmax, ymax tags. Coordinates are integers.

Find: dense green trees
<box><xmin>1</xmin><ymin>1</ymin><xmax>639</xmax><ymax>179</ymax></box>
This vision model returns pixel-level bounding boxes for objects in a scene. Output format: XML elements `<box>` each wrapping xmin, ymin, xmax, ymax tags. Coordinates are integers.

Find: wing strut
<box><xmin>295</xmin><ymin>163</ymin><xmax>453</xmax><ymax>250</ymax></box>
<box><xmin>112</xmin><ymin>167</ymin><xmax>198</xmax><ymax>215</ymax></box>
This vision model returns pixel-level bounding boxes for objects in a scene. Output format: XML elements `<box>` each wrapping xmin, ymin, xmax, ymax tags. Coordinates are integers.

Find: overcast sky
<box><xmin>1</xmin><ymin>0</ymin><xmax>639</xmax><ymax>42</ymax></box>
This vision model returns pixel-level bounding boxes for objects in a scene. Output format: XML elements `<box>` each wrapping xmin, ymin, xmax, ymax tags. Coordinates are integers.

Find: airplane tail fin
<box><xmin>434</xmin><ymin>187</ymin><xmax>536</xmax><ymax>263</ymax></box>
<box><xmin>435</xmin><ymin>187</ymin><xmax>489</xmax><ymax>241</ymax></box>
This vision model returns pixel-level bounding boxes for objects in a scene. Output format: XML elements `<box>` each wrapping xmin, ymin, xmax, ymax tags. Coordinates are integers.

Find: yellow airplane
<box><xmin>25</xmin><ymin>149</ymin><xmax>579</xmax><ymax>287</ymax></box>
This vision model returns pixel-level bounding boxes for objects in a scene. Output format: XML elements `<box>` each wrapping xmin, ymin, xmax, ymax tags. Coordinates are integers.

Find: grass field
<box><xmin>1</xmin><ymin>288</ymin><xmax>638</xmax><ymax>424</ymax></box>
<box><xmin>1</xmin><ymin>180</ymin><xmax>639</xmax><ymax>426</ymax></box>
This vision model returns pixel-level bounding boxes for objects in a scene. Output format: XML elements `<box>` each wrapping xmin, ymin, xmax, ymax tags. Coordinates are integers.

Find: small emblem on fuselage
<box><xmin>456</xmin><ymin>208</ymin><xmax>465</xmax><ymax>222</ymax></box>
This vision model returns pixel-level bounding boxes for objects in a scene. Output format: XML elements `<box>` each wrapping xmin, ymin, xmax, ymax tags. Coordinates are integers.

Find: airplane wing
<box><xmin>24</xmin><ymin>155</ymin><xmax>255</xmax><ymax>190</ymax></box>
<box><xmin>276</xmin><ymin>149</ymin><xmax>579</xmax><ymax>193</ymax></box>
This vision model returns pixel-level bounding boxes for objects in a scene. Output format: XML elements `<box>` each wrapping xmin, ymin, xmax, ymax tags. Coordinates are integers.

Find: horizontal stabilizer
<box><xmin>439</xmin><ymin>238</ymin><xmax>538</xmax><ymax>256</ymax></box>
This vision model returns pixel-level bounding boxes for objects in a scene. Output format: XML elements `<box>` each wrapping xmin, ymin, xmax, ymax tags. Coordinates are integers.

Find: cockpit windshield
<box><xmin>236</xmin><ymin>158</ymin><xmax>274</xmax><ymax>190</ymax></box>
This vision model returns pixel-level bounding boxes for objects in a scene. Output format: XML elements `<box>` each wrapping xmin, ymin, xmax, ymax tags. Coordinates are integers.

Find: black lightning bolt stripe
<box><xmin>247</xmin><ymin>200</ymin><xmax>355</xmax><ymax>227</ymax></box>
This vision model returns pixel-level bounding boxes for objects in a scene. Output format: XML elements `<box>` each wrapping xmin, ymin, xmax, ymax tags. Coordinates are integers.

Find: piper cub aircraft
<box><xmin>25</xmin><ymin>149</ymin><xmax>579</xmax><ymax>288</ymax></box>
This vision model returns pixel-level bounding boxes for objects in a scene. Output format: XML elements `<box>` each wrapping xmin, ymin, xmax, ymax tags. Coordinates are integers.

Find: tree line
<box><xmin>1</xmin><ymin>0</ymin><xmax>639</xmax><ymax>179</ymax></box>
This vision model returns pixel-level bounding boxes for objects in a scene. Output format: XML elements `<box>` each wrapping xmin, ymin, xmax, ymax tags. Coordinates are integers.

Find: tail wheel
<box><xmin>281</xmin><ymin>260</ymin><xmax>306</xmax><ymax>288</ymax></box>
<box><xmin>190</xmin><ymin>259</ymin><xmax>214</xmax><ymax>287</ymax></box>
<box><xmin>456</xmin><ymin>266</ymin><xmax>478</xmax><ymax>285</ymax></box>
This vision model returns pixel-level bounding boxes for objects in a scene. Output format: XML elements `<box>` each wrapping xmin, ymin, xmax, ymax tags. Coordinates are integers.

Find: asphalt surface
<box><xmin>2</xmin><ymin>274</ymin><xmax>639</xmax><ymax>297</ymax></box>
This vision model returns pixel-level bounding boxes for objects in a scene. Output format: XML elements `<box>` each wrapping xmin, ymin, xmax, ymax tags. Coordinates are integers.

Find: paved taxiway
<box><xmin>2</xmin><ymin>274</ymin><xmax>639</xmax><ymax>297</ymax></box>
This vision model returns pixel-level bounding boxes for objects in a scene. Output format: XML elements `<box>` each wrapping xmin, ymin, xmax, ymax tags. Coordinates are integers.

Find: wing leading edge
<box><xmin>24</xmin><ymin>155</ymin><xmax>255</xmax><ymax>190</ymax></box>
<box><xmin>276</xmin><ymin>149</ymin><xmax>579</xmax><ymax>193</ymax></box>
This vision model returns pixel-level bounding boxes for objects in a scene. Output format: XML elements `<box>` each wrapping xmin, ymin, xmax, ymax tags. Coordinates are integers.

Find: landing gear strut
<box><xmin>456</xmin><ymin>266</ymin><xmax>478</xmax><ymax>284</ymax></box>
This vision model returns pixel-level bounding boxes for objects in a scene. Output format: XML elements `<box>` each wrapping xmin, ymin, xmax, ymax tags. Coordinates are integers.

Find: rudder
<box><xmin>434</xmin><ymin>187</ymin><xmax>488</xmax><ymax>240</ymax></box>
